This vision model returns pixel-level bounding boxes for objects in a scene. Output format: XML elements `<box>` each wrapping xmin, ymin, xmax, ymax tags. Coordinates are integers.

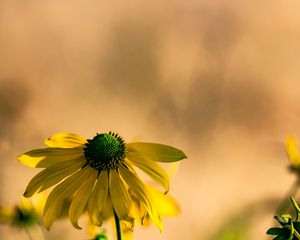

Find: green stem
<box><xmin>285</xmin><ymin>225</ymin><xmax>300</xmax><ymax>240</ymax></box>
<box><xmin>113</xmin><ymin>209</ymin><xmax>122</xmax><ymax>240</ymax></box>
<box><xmin>295</xmin><ymin>230</ymin><xmax>300</xmax><ymax>240</ymax></box>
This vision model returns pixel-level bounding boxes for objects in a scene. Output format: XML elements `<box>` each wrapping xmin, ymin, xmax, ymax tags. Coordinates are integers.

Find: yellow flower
<box><xmin>285</xmin><ymin>136</ymin><xmax>300</xmax><ymax>168</ymax></box>
<box><xmin>0</xmin><ymin>195</ymin><xmax>45</xmax><ymax>228</ymax></box>
<box><xmin>18</xmin><ymin>132</ymin><xmax>186</xmax><ymax>231</ymax></box>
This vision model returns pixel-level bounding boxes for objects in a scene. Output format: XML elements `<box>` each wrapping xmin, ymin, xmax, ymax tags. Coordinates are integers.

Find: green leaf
<box><xmin>266</xmin><ymin>228</ymin><xmax>284</xmax><ymax>235</ymax></box>
<box><xmin>273</xmin><ymin>235</ymin><xmax>290</xmax><ymax>240</ymax></box>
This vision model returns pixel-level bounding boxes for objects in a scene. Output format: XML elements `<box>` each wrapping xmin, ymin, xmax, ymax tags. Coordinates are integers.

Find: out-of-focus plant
<box><xmin>285</xmin><ymin>137</ymin><xmax>300</xmax><ymax>170</ymax></box>
<box><xmin>267</xmin><ymin>197</ymin><xmax>300</xmax><ymax>240</ymax></box>
<box><xmin>276</xmin><ymin>137</ymin><xmax>300</xmax><ymax>215</ymax></box>
<box><xmin>92</xmin><ymin>232</ymin><xmax>109</xmax><ymax>240</ymax></box>
<box><xmin>266</xmin><ymin>136</ymin><xmax>300</xmax><ymax>240</ymax></box>
<box><xmin>0</xmin><ymin>195</ymin><xmax>46</xmax><ymax>240</ymax></box>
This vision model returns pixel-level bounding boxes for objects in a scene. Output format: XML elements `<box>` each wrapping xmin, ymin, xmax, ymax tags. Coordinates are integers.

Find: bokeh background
<box><xmin>1</xmin><ymin>0</ymin><xmax>300</xmax><ymax>239</ymax></box>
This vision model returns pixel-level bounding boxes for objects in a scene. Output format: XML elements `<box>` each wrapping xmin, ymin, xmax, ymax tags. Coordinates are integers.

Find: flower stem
<box><xmin>25</xmin><ymin>227</ymin><xmax>33</xmax><ymax>240</ymax></box>
<box><xmin>113</xmin><ymin>209</ymin><xmax>122</xmax><ymax>240</ymax></box>
<box><xmin>25</xmin><ymin>225</ymin><xmax>46</xmax><ymax>240</ymax></box>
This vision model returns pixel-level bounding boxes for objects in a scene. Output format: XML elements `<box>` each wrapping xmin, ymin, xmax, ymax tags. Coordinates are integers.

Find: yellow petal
<box><xmin>27</xmin><ymin>193</ymin><xmax>47</xmax><ymax>216</ymax></box>
<box><xmin>69</xmin><ymin>168</ymin><xmax>97</xmax><ymax>229</ymax></box>
<box><xmin>88</xmin><ymin>170</ymin><xmax>109</xmax><ymax>226</ymax></box>
<box><xmin>101</xmin><ymin>194</ymin><xmax>114</xmax><ymax>220</ymax></box>
<box><xmin>19</xmin><ymin>196</ymin><xmax>33</xmax><ymax>211</ymax></box>
<box><xmin>126</xmin><ymin>142</ymin><xmax>186</xmax><ymax>163</ymax></box>
<box><xmin>109</xmin><ymin>169</ymin><xmax>132</xmax><ymax>221</ymax></box>
<box><xmin>167</xmin><ymin>162</ymin><xmax>180</xmax><ymax>179</ymax></box>
<box><xmin>148</xmin><ymin>185</ymin><xmax>180</xmax><ymax>216</ymax></box>
<box><xmin>18</xmin><ymin>148</ymin><xmax>83</xmax><ymax>168</ymax></box>
<box><xmin>24</xmin><ymin>156</ymin><xmax>85</xmax><ymax>197</ymax></box>
<box><xmin>43</xmin><ymin>167</ymin><xmax>92</xmax><ymax>229</ymax></box>
<box><xmin>121</xmin><ymin>220</ymin><xmax>135</xmax><ymax>239</ymax></box>
<box><xmin>123</xmin><ymin>230</ymin><xmax>133</xmax><ymax>240</ymax></box>
<box><xmin>285</xmin><ymin>136</ymin><xmax>300</xmax><ymax>167</ymax></box>
<box><xmin>0</xmin><ymin>206</ymin><xmax>14</xmax><ymax>223</ymax></box>
<box><xmin>45</xmin><ymin>132</ymin><xmax>86</xmax><ymax>148</ymax></box>
<box><xmin>86</xmin><ymin>216</ymin><xmax>97</xmax><ymax>237</ymax></box>
<box><xmin>119</xmin><ymin>165</ymin><xmax>162</xmax><ymax>231</ymax></box>
<box><xmin>126</xmin><ymin>155</ymin><xmax>170</xmax><ymax>193</ymax></box>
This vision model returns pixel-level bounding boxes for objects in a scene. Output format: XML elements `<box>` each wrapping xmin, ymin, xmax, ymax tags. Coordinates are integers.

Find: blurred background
<box><xmin>1</xmin><ymin>0</ymin><xmax>300</xmax><ymax>239</ymax></box>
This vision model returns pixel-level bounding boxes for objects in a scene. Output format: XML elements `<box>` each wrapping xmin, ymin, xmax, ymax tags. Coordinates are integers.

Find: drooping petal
<box><xmin>109</xmin><ymin>169</ymin><xmax>132</xmax><ymax>221</ymax></box>
<box><xmin>126</xmin><ymin>142</ymin><xmax>186</xmax><ymax>163</ymax></box>
<box><xmin>24</xmin><ymin>156</ymin><xmax>85</xmax><ymax>197</ymax></box>
<box><xmin>119</xmin><ymin>164</ymin><xmax>162</xmax><ymax>231</ymax></box>
<box><xmin>101</xmin><ymin>194</ymin><xmax>113</xmax><ymax>220</ymax></box>
<box><xmin>45</xmin><ymin>132</ymin><xmax>86</xmax><ymax>148</ymax></box>
<box><xmin>18</xmin><ymin>148</ymin><xmax>83</xmax><ymax>168</ymax></box>
<box><xmin>121</xmin><ymin>220</ymin><xmax>135</xmax><ymax>235</ymax></box>
<box><xmin>123</xmin><ymin>229</ymin><xmax>133</xmax><ymax>240</ymax></box>
<box><xmin>69</xmin><ymin>168</ymin><xmax>98</xmax><ymax>229</ymax></box>
<box><xmin>87</xmin><ymin>170</ymin><xmax>109</xmax><ymax>226</ymax></box>
<box><xmin>125</xmin><ymin>155</ymin><xmax>170</xmax><ymax>193</ymax></box>
<box><xmin>130</xmin><ymin>185</ymin><xmax>180</xmax><ymax>227</ymax></box>
<box><xmin>147</xmin><ymin>185</ymin><xmax>180</xmax><ymax>216</ymax></box>
<box><xmin>43</xmin><ymin>167</ymin><xmax>92</xmax><ymax>229</ymax></box>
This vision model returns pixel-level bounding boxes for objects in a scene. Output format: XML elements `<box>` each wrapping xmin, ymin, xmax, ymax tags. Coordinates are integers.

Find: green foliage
<box><xmin>267</xmin><ymin>197</ymin><xmax>300</xmax><ymax>240</ymax></box>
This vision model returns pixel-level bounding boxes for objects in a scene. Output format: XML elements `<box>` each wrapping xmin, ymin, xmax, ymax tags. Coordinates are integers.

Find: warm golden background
<box><xmin>1</xmin><ymin>0</ymin><xmax>300</xmax><ymax>239</ymax></box>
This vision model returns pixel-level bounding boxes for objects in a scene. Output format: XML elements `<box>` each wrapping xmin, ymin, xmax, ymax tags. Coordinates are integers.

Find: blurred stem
<box><xmin>276</xmin><ymin>178</ymin><xmax>300</xmax><ymax>214</ymax></box>
<box><xmin>113</xmin><ymin>209</ymin><xmax>122</xmax><ymax>240</ymax></box>
<box><xmin>25</xmin><ymin>227</ymin><xmax>34</xmax><ymax>240</ymax></box>
<box><xmin>25</xmin><ymin>225</ymin><xmax>46</xmax><ymax>240</ymax></box>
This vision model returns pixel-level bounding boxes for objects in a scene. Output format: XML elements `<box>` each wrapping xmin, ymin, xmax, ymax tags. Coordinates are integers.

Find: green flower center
<box><xmin>84</xmin><ymin>132</ymin><xmax>126</xmax><ymax>171</ymax></box>
<box><xmin>12</xmin><ymin>207</ymin><xmax>38</xmax><ymax>227</ymax></box>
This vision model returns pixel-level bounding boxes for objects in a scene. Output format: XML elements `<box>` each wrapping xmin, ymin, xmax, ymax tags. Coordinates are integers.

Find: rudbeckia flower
<box><xmin>0</xmin><ymin>197</ymin><xmax>41</xmax><ymax>228</ymax></box>
<box><xmin>18</xmin><ymin>132</ymin><xmax>186</xmax><ymax>231</ymax></box>
<box><xmin>0</xmin><ymin>195</ymin><xmax>46</xmax><ymax>239</ymax></box>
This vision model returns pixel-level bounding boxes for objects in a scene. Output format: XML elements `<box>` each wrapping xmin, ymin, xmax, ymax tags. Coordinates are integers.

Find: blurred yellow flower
<box><xmin>18</xmin><ymin>132</ymin><xmax>186</xmax><ymax>231</ymax></box>
<box><xmin>0</xmin><ymin>195</ymin><xmax>46</xmax><ymax>240</ymax></box>
<box><xmin>0</xmin><ymin>201</ymin><xmax>37</xmax><ymax>228</ymax></box>
<box><xmin>285</xmin><ymin>136</ymin><xmax>300</xmax><ymax>168</ymax></box>
<box><xmin>0</xmin><ymin>195</ymin><xmax>45</xmax><ymax>228</ymax></box>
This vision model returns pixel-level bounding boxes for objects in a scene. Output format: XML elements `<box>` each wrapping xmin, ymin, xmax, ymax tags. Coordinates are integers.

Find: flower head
<box><xmin>18</xmin><ymin>132</ymin><xmax>186</xmax><ymax>231</ymax></box>
<box><xmin>0</xmin><ymin>195</ymin><xmax>45</xmax><ymax>229</ymax></box>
